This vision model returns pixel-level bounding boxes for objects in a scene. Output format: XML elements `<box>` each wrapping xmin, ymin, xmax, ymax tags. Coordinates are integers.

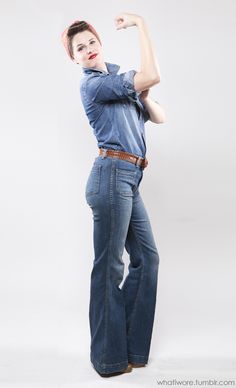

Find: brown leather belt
<box><xmin>99</xmin><ymin>148</ymin><xmax>148</xmax><ymax>169</ymax></box>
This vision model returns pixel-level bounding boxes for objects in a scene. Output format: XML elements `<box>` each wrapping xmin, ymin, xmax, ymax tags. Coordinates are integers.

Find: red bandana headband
<box><xmin>61</xmin><ymin>20</ymin><xmax>102</xmax><ymax>62</ymax></box>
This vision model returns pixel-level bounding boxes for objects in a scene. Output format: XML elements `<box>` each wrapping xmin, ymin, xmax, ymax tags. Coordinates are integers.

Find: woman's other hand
<box><xmin>114</xmin><ymin>13</ymin><xmax>143</xmax><ymax>30</ymax></box>
<box><xmin>139</xmin><ymin>88</ymin><xmax>150</xmax><ymax>101</ymax></box>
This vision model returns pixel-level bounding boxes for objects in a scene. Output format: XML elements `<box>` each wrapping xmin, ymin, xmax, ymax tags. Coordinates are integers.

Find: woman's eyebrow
<box><xmin>77</xmin><ymin>38</ymin><xmax>94</xmax><ymax>48</ymax></box>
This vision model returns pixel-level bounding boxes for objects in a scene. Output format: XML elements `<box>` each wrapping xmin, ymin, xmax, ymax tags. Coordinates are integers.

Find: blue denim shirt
<box><xmin>79</xmin><ymin>62</ymin><xmax>150</xmax><ymax>158</ymax></box>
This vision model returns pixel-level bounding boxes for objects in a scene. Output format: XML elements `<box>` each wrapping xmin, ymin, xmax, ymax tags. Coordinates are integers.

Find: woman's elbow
<box><xmin>153</xmin><ymin>75</ymin><xmax>161</xmax><ymax>84</ymax></box>
<box><xmin>148</xmin><ymin>75</ymin><xmax>160</xmax><ymax>87</ymax></box>
<box><xmin>134</xmin><ymin>72</ymin><xmax>160</xmax><ymax>92</ymax></box>
<box><xmin>153</xmin><ymin>112</ymin><xmax>166</xmax><ymax>124</ymax></box>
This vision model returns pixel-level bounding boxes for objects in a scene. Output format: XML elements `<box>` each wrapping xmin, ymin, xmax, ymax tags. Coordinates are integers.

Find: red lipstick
<box><xmin>89</xmin><ymin>53</ymin><xmax>97</xmax><ymax>60</ymax></box>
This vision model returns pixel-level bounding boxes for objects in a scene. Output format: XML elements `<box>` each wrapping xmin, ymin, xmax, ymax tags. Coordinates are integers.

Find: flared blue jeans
<box><xmin>85</xmin><ymin>150</ymin><xmax>160</xmax><ymax>374</ymax></box>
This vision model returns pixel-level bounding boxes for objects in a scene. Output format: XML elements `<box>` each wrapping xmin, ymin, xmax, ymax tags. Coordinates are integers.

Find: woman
<box><xmin>61</xmin><ymin>12</ymin><xmax>165</xmax><ymax>378</ymax></box>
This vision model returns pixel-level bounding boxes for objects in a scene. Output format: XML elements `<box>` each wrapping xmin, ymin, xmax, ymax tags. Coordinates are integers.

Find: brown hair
<box><xmin>61</xmin><ymin>20</ymin><xmax>102</xmax><ymax>61</ymax></box>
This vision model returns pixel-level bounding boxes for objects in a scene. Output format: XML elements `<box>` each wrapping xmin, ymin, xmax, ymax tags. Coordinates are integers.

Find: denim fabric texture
<box><xmin>80</xmin><ymin>62</ymin><xmax>150</xmax><ymax>159</ymax></box>
<box><xmin>81</xmin><ymin>62</ymin><xmax>160</xmax><ymax>375</ymax></box>
<box><xmin>85</xmin><ymin>155</ymin><xmax>160</xmax><ymax>374</ymax></box>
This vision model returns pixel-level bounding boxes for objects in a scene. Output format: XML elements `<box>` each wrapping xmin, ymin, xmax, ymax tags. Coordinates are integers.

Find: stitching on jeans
<box><xmin>92</xmin><ymin>356</ymin><xmax>128</xmax><ymax>368</ymax></box>
<box><xmin>128</xmin><ymin>353</ymin><xmax>147</xmax><ymax>358</ymax></box>
<box><xmin>101</xmin><ymin>159</ymin><xmax>115</xmax><ymax>364</ymax></box>
<box><xmin>126</xmin><ymin>218</ymin><xmax>145</xmax><ymax>337</ymax></box>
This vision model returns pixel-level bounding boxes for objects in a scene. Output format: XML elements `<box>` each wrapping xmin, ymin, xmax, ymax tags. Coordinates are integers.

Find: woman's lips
<box><xmin>89</xmin><ymin>53</ymin><xmax>97</xmax><ymax>60</ymax></box>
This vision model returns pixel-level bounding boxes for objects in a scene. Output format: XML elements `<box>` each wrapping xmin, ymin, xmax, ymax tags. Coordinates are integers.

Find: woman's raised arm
<box><xmin>115</xmin><ymin>13</ymin><xmax>161</xmax><ymax>92</ymax></box>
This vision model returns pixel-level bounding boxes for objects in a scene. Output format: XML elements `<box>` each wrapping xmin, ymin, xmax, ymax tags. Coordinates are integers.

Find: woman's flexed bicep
<box><xmin>114</xmin><ymin>13</ymin><xmax>161</xmax><ymax>91</ymax></box>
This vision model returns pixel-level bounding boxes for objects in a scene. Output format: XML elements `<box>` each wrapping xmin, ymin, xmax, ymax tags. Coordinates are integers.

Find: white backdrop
<box><xmin>0</xmin><ymin>0</ymin><xmax>236</xmax><ymax>386</ymax></box>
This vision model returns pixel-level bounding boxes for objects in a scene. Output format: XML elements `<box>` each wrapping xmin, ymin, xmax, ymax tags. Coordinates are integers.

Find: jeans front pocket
<box><xmin>85</xmin><ymin>164</ymin><xmax>102</xmax><ymax>197</ymax></box>
<box><xmin>116</xmin><ymin>168</ymin><xmax>136</xmax><ymax>197</ymax></box>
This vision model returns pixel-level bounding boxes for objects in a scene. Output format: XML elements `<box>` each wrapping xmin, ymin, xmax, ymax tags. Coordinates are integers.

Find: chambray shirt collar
<box><xmin>82</xmin><ymin>62</ymin><xmax>120</xmax><ymax>75</ymax></box>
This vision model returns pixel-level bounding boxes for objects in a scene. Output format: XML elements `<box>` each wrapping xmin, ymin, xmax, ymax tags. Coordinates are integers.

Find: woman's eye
<box><xmin>78</xmin><ymin>41</ymin><xmax>95</xmax><ymax>52</ymax></box>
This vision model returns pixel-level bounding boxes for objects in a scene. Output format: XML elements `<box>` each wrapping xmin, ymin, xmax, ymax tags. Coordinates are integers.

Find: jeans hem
<box><xmin>128</xmin><ymin>353</ymin><xmax>148</xmax><ymax>364</ymax></box>
<box><xmin>91</xmin><ymin>354</ymin><xmax>129</xmax><ymax>374</ymax></box>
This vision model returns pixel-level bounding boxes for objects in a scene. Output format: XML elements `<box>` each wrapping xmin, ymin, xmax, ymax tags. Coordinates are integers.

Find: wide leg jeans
<box><xmin>85</xmin><ymin>152</ymin><xmax>160</xmax><ymax>375</ymax></box>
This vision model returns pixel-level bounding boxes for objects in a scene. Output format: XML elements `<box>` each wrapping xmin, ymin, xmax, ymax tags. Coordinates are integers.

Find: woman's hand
<box><xmin>114</xmin><ymin>13</ymin><xmax>143</xmax><ymax>30</ymax></box>
<box><xmin>139</xmin><ymin>88</ymin><xmax>150</xmax><ymax>101</ymax></box>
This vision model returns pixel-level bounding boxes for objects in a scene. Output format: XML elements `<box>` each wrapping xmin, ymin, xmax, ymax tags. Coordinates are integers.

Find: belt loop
<box><xmin>135</xmin><ymin>156</ymin><xmax>143</xmax><ymax>168</ymax></box>
<box><xmin>101</xmin><ymin>148</ymin><xmax>108</xmax><ymax>159</ymax></box>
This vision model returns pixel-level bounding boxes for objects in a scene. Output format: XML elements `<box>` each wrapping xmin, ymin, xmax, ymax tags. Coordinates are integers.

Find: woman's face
<box><xmin>72</xmin><ymin>30</ymin><xmax>103</xmax><ymax>68</ymax></box>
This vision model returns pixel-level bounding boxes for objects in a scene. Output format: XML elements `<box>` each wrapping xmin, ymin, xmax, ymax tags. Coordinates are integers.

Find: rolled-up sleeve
<box><xmin>85</xmin><ymin>70</ymin><xmax>138</xmax><ymax>103</ymax></box>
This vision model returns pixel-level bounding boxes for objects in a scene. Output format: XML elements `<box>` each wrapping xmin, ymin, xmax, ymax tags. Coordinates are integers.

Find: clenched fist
<box><xmin>114</xmin><ymin>12</ymin><xmax>143</xmax><ymax>30</ymax></box>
